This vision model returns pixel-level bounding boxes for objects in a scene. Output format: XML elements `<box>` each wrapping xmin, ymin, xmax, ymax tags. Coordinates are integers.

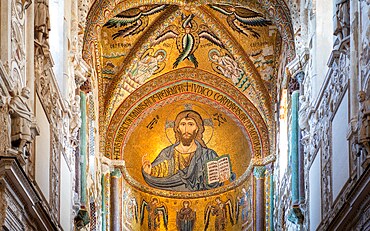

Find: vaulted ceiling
<box><xmin>82</xmin><ymin>0</ymin><xmax>295</xmax><ymax>159</ymax></box>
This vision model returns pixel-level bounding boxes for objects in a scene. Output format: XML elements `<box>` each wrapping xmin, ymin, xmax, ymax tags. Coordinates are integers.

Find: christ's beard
<box><xmin>180</xmin><ymin>131</ymin><xmax>196</xmax><ymax>146</ymax></box>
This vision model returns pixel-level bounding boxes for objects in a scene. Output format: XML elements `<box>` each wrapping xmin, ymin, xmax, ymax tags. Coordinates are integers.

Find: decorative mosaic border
<box><xmin>105</xmin><ymin>68</ymin><xmax>270</xmax><ymax>160</ymax></box>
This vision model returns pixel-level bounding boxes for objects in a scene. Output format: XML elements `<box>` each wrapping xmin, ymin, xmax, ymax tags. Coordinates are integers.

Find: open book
<box><xmin>205</xmin><ymin>154</ymin><xmax>232</xmax><ymax>184</ymax></box>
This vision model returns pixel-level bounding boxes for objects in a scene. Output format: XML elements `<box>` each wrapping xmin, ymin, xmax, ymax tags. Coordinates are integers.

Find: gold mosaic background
<box><xmin>123</xmin><ymin>100</ymin><xmax>252</xmax><ymax>190</ymax></box>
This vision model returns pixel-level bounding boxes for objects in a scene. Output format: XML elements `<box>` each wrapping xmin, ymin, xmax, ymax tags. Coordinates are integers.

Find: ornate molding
<box><xmin>0</xmin><ymin>157</ymin><xmax>60</xmax><ymax>229</ymax></box>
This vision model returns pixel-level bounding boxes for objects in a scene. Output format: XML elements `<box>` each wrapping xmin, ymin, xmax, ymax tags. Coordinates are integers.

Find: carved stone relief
<box><xmin>0</xmin><ymin>95</ymin><xmax>11</xmax><ymax>155</ymax></box>
<box><xmin>10</xmin><ymin>0</ymin><xmax>28</xmax><ymax>89</ymax></box>
<box><xmin>50</xmin><ymin>130</ymin><xmax>61</xmax><ymax>220</ymax></box>
<box><xmin>303</xmin><ymin>50</ymin><xmax>350</xmax><ymax>230</ymax></box>
<box><xmin>34</xmin><ymin>0</ymin><xmax>50</xmax><ymax>46</ymax></box>
<box><xmin>333</xmin><ymin>0</ymin><xmax>350</xmax><ymax>43</ymax></box>
<box><xmin>360</xmin><ymin>2</ymin><xmax>370</xmax><ymax>88</ymax></box>
<box><xmin>34</xmin><ymin>38</ymin><xmax>67</xmax><ymax>224</ymax></box>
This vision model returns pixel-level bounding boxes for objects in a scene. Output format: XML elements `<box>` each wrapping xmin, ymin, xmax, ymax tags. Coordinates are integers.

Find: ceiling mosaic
<box><xmin>82</xmin><ymin>0</ymin><xmax>294</xmax><ymax>163</ymax></box>
<box><xmin>83</xmin><ymin>1</ymin><xmax>292</xmax><ymax>228</ymax></box>
<box><xmin>104</xmin><ymin>69</ymin><xmax>271</xmax><ymax>202</ymax></box>
<box><xmin>82</xmin><ymin>4</ymin><xmax>294</xmax><ymax>162</ymax></box>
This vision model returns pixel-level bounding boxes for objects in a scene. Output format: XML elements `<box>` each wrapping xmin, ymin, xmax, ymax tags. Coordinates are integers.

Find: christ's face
<box><xmin>178</xmin><ymin>118</ymin><xmax>198</xmax><ymax>146</ymax></box>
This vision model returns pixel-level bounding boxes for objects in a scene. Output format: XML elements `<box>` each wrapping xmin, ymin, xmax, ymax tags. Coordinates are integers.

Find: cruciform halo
<box><xmin>165</xmin><ymin>104</ymin><xmax>214</xmax><ymax>145</ymax></box>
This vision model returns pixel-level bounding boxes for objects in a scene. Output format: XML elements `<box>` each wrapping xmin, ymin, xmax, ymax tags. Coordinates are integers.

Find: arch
<box><xmin>105</xmin><ymin>68</ymin><xmax>269</xmax><ymax>159</ymax></box>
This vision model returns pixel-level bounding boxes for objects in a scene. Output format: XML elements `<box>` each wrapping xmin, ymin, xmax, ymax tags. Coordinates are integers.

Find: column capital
<box><xmin>253</xmin><ymin>166</ymin><xmax>266</xmax><ymax>179</ymax></box>
<box><xmin>111</xmin><ymin>168</ymin><xmax>122</xmax><ymax>178</ymax></box>
<box><xmin>294</xmin><ymin>70</ymin><xmax>305</xmax><ymax>84</ymax></box>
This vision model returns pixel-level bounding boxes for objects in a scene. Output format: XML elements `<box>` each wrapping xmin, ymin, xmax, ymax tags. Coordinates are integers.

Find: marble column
<box><xmin>25</xmin><ymin>2</ymin><xmax>34</xmax><ymax>107</ymax></box>
<box><xmin>254</xmin><ymin>166</ymin><xmax>266</xmax><ymax>231</ymax></box>
<box><xmin>350</xmin><ymin>0</ymin><xmax>359</xmax><ymax>115</ymax></box>
<box><xmin>0</xmin><ymin>0</ymin><xmax>11</xmax><ymax>68</ymax></box>
<box><xmin>287</xmin><ymin>88</ymin><xmax>304</xmax><ymax>225</ymax></box>
<box><xmin>79</xmin><ymin>91</ymin><xmax>87</xmax><ymax>205</ymax></box>
<box><xmin>349</xmin><ymin>0</ymin><xmax>360</xmax><ymax>178</ymax></box>
<box><xmin>110</xmin><ymin>168</ymin><xmax>122</xmax><ymax>231</ymax></box>
<box><xmin>101</xmin><ymin>174</ymin><xmax>106</xmax><ymax>231</ymax></box>
<box><xmin>266</xmin><ymin>164</ymin><xmax>274</xmax><ymax>231</ymax></box>
<box><xmin>290</xmin><ymin>90</ymin><xmax>300</xmax><ymax>206</ymax></box>
<box><xmin>296</xmin><ymin>71</ymin><xmax>306</xmax><ymax>204</ymax></box>
<box><xmin>25</xmin><ymin>0</ymin><xmax>36</xmax><ymax>180</ymax></box>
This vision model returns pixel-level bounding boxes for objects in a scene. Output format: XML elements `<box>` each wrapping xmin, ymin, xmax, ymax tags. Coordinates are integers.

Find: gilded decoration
<box><xmin>121</xmin><ymin>175</ymin><xmax>254</xmax><ymax>231</ymax></box>
<box><xmin>80</xmin><ymin>2</ymin><xmax>293</xmax><ymax>228</ymax></box>
<box><xmin>105</xmin><ymin>69</ymin><xmax>269</xmax><ymax>160</ymax></box>
<box><xmin>81</xmin><ymin>1</ymin><xmax>294</xmax><ymax>158</ymax></box>
<box><xmin>101</xmin><ymin>5</ymin><xmax>276</xmax><ymax>124</ymax></box>
<box><xmin>104</xmin><ymin>69</ymin><xmax>270</xmax><ymax>199</ymax></box>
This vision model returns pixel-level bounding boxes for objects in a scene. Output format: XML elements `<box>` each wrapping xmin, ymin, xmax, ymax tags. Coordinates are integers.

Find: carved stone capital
<box><xmin>253</xmin><ymin>166</ymin><xmax>266</xmax><ymax>179</ymax></box>
<box><xmin>80</xmin><ymin>78</ymin><xmax>92</xmax><ymax>93</ymax></box>
<box><xmin>110</xmin><ymin>168</ymin><xmax>122</xmax><ymax>178</ymax></box>
<box><xmin>288</xmin><ymin>77</ymin><xmax>300</xmax><ymax>94</ymax></box>
<box><xmin>294</xmin><ymin>71</ymin><xmax>305</xmax><ymax>84</ymax></box>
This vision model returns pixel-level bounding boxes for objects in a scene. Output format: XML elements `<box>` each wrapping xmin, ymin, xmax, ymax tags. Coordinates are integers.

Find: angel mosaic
<box><xmin>204</xmin><ymin>197</ymin><xmax>235</xmax><ymax>231</ymax></box>
<box><xmin>104</xmin><ymin>4</ymin><xmax>168</xmax><ymax>39</ymax></box>
<box><xmin>209</xmin><ymin>4</ymin><xmax>272</xmax><ymax>38</ymax></box>
<box><xmin>140</xmin><ymin>198</ymin><xmax>168</xmax><ymax>231</ymax></box>
<box><xmin>176</xmin><ymin>200</ymin><xmax>196</xmax><ymax>231</ymax></box>
<box><xmin>208</xmin><ymin>49</ymin><xmax>244</xmax><ymax>85</ymax></box>
<box><xmin>152</xmin><ymin>14</ymin><xmax>225</xmax><ymax>68</ymax></box>
<box><xmin>127</xmin><ymin>49</ymin><xmax>166</xmax><ymax>84</ymax></box>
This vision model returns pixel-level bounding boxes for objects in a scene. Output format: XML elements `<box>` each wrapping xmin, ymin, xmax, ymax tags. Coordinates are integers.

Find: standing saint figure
<box><xmin>176</xmin><ymin>201</ymin><xmax>196</xmax><ymax>231</ymax></box>
<box><xmin>236</xmin><ymin>188</ymin><xmax>251</xmax><ymax>224</ymax></box>
<box><xmin>334</xmin><ymin>0</ymin><xmax>350</xmax><ymax>40</ymax></box>
<box><xmin>358</xmin><ymin>91</ymin><xmax>370</xmax><ymax>153</ymax></box>
<box><xmin>142</xmin><ymin>110</ymin><xmax>223</xmax><ymax>191</ymax></box>
<box><xmin>35</xmin><ymin>0</ymin><xmax>50</xmax><ymax>44</ymax></box>
<box><xmin>9</xmin><ymin>87</ymin><xmax>33</xmax><ymax>154</ymax></box>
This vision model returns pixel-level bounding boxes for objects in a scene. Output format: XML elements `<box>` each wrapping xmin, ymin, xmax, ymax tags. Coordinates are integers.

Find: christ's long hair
<box><xmin>174</xmin><ymin>110</ymin><xmax>207</xmax><ymax>147</ymax></box>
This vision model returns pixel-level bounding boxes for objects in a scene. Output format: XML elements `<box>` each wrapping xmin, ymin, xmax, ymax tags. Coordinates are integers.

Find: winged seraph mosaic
<box><xmin>104</xmin><ymin>4</ymin><xmax>168</xmax><ymax>39</ymax></box>
<box><xmin>152</xmin><ymin>14</ymin><xmax>225</xmax><ymax>68</ymax></box>
<box><xmin>209</xmin><ymin>4</ymin><xmax>272</xmax><ymax>38</ymax></box>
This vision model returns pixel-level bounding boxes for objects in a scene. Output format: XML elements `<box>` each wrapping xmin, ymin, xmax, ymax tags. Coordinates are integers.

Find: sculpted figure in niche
<box><xmin>334</xmin><ymin>0</ymin><xmax>350</xmax><ymax>40</ymax></box>
<box><xmin>142</xmin><ymin>110</ymin><xmax>227</xmax><ymax>191</ymax></box>
<box><xmin>358</xmin><ymin>91</ymin><xmax>370</xmax><ymax>152</ymax></box>
<box><xmin>35</xmin><ymin>0</ymin><xmax>50</xmax><ymax>44</ymax></box>
<box><xmin>9</xmin><ymin>87</ymin><xmax>33</xmax><ymax>154</ymax></box>
<box><xmin>0</xmin><ymin>95</ymin><xmax>10</xmax><ymax>153</ymax></box>
<box><xmin>298</xmin><ymin>95</ymin><xmax>310</xmax><ymax>137</ymax></box>
<box><xmin>70</xmin><ymin>95</ymin><xmax>81</xmax><ymax>146</ymax></box>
